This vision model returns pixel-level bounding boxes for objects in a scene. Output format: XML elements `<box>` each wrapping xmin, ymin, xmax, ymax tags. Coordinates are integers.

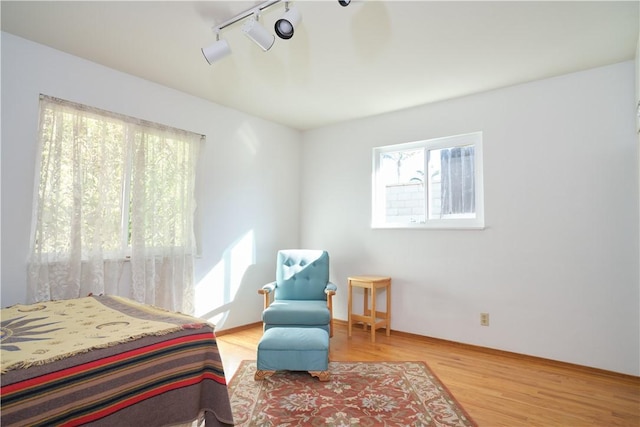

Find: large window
<box><xmin>29</xmin><ymin>95</ymin><xmax>201</xmax><ymax>312</ymax></box>
<box><xmin>372</xmin><ymin>132</ymin><xmax>484</xmax><ymax>229</ymax></box>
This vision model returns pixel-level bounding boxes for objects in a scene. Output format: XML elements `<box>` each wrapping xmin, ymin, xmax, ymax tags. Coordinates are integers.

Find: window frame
<box><xmin>371</xmin><ymin>132</ymin><xmax>484</xmax><ymax>230</ymax></box>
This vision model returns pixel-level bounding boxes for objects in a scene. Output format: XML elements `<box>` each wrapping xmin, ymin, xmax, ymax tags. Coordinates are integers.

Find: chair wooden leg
<box><xmin>254</xmin><ymin>370</ymin><xmax>276</xmax><ymax>380</ymax></box>
<box><xmin>309</xmin><ymin>370</ymin><xmax>330</xmax><ymax>381</ymax></box>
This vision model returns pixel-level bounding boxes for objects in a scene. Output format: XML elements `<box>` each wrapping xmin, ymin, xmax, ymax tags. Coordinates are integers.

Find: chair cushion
<box><xmin>262</xmin><ymin>300</ymin><xmax>330</xmax><ymax>326</ymax></box>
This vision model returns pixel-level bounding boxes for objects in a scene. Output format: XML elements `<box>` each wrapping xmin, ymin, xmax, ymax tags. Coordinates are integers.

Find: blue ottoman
<box><xmin>255</xmin><ymin>327</ymin><xmax>330</xmax><ymax>381</ymax></box>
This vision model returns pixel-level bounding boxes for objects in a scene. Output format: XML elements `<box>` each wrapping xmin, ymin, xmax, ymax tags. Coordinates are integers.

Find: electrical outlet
<box><xmin>480</xmin><ymin>312</ymin><xmax>490</xmax><ymax>326</ymax></box>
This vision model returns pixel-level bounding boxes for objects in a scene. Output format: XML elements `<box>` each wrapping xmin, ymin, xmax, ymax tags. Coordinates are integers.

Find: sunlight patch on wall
<box><xmin>194</xmin><ymin>230</ymin><xmax>255</xmax><ymax>324</ymax></box>
<box><xmin>237</xmin><ymin>121</ymin><xmax>261</xmax><ymax>156</ymax></box>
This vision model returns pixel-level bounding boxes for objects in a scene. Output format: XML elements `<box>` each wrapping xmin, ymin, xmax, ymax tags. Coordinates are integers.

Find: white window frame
<box><xmin>372</xmin><ymin>132</ymin><xmax>484</xmax><ymax>230</ymax></box>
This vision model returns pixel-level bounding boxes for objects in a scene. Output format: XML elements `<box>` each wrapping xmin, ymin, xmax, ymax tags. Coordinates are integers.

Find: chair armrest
<box><xmin>260</xmin><ymin>282</ymin><xmax>276</xmax><ymax>294</ymax></box>
<box><xmin>325</xmin><ymin>282</ymin><xmax>337</xmax><ymax>295</ymax></box>
<box><xmin>325</xmin><ymin>282</ymin><xmax>337</xmax><ymax>338</ymax></box>
<box><xmin>258</xmin><ymin>281</ymin><xmax>277</xmax><ymax>309</ymax></box>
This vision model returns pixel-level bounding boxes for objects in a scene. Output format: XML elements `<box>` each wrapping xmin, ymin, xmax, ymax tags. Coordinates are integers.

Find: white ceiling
<box><xmin>1</xmin><ymin>1</ymin><xmax>638</xmax><ymax>131</ymax></box>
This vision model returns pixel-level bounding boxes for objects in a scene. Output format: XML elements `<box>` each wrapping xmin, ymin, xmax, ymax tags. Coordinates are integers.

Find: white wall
<box><xmin>636</xmin><ymin>26</ymin><xmax>640</xmax><ymax>371</ymax></box>
<box><xmin>2</xmin><ymin>33</ymin><xmax>638</xmax><ymax>376</ymax></box>
<box><xmin>637</xmin><ymin>18</ymin><xmax>640</xmax><ymax>134</ymax></box>
<box><xmin>0</xmin><ymin>32</ymin><xmax>301</xmax><ymax>330</ymax></box>
<box><xmin>301</xmin><ymin>61</ymin><xmax>640</xmax><ymax>376</ymax></box>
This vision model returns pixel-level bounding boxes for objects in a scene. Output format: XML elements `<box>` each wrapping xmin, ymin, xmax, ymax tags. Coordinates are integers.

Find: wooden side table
<box><xmin>348</xmin><ymin>275</ymin><xmax>391</xmax><ymax>342</ymax></box>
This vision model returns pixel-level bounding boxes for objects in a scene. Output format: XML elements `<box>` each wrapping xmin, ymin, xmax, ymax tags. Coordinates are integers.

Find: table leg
<box><xmin>363</xmin><ymin>288</ymin><xmax>369</xmax><ymax>332</ymax></box>
<box><xmin>348</xmin><ymin>281</ymin><xmax>353</xmax><ymax>337</ymax></box>
<box><xmin>386</xmin><ymin>281</ymin><xmax>391</xmax><ymax>336</ymax></box>
<box><xmin>371</xmin><ymin>286</ymin><xmax>377</xmax><ymax>342</ymax></box>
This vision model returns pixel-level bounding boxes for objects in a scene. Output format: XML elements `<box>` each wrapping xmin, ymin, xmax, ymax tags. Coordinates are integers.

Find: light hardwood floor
<box><xmin>216</xmin><ymin>321</ymin><xmax>640</xmax><ymax>427</ymax></box>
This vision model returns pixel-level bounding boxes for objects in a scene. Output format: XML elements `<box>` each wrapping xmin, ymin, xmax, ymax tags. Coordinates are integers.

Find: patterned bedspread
<box><xmin>1</xmin><ymin>295</ymin><xmax>234</xmax><ymax>426</ymax></box>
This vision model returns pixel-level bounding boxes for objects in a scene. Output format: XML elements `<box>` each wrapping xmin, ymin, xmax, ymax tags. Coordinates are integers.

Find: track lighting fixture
<box><xmin>202</xmin><ymin>0</ymin><xmax>348</xmax><ymax>65</ymax></box>
<box><xmin>242</xmin><ymin>13</ymin><xmax>275</xmax><ymax>51</ymax></box>
<box><xmin>274</xmin><ymin>3</ymin><xmax>302</xmax><ymax>40</ymax></box>
<box><xmin>201</xmin><ymin>33</ymin><xmax>231</xmax><ymax>65</ymax></box>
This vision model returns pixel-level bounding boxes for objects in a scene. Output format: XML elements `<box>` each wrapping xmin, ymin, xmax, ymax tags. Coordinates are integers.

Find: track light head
<box><xmin>242</xmin><ymin>14</ymin><xmax>275</xmax><ymax>51</ymax></box>
<box><xmin>338</xmin><ymin>0</ymin><xmax>351</xmax><ymax>6</ymax></box>
<box><xmin>275</xmin><ymin>6</ymin><xmax>302</xmax><ymax>40</ymax></box>
<box><xmin>201</xmin><ymin>38</ymin><xmax>231</xmax><ymax>65</ymax></box>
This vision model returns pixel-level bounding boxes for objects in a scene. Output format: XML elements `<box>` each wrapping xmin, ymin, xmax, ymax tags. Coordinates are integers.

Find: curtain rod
<box><xmin>39</xmin><ymin>94</ymin><xmax>206</xmax><ymax>140</ymax></box>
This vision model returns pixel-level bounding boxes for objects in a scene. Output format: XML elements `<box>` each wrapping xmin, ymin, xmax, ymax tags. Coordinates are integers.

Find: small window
<box><xmin>372</xmin><ymin>132</ymin><xmax>484</xmax><ymax>229</ymax></box>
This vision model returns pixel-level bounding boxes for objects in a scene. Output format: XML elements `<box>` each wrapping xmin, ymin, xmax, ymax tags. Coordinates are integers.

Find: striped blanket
<box><xmin>1</xmin><ymin>296</ymin><xmax>234</xmax><ymax>426</ymax></box>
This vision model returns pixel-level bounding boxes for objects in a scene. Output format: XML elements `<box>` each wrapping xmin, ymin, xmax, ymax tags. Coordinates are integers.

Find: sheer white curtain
<box><xmin>28</xmin><ymin>95</ymin><xmax>200</xmax><ymax>314</ymax></box>
<box><xmin>28</xmin><ymin>97</ymin><xmax>127</xmax><ymax>302</ymax></box>
<box><xmin>129</xmin><ymin>125</ymin><xmax>200</xmax><ymax>315</ymax></box>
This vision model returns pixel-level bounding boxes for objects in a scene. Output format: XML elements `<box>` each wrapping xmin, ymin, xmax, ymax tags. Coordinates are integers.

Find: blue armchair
<box><xmin>259</xmin><ymin>250</ymin><xmax>337</xmax><ymax>337</ymax></box>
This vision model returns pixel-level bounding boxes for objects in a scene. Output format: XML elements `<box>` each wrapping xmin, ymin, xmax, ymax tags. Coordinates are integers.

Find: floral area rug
<box><xmin>228</xmin><ymin>360</ymin><xmax>476</xmax><ymax>426</ymax></box>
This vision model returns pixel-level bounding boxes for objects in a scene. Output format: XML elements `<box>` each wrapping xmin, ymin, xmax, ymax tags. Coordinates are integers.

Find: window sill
<box><xmin>371</xmin><ymin>222</ymin><xmax>485</xmax><ymax>230</ymax></box>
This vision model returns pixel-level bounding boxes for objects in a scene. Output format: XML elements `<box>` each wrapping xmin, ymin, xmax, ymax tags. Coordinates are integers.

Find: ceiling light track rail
<box><xmin>212</xmin><ymin>0</ymin><xmax>281</xmax><ymax>34</ymax></box>
<box><xmin>202</xmin><ymin>0</ymin><xmax>351</xmax><ymax>65</ymax></box>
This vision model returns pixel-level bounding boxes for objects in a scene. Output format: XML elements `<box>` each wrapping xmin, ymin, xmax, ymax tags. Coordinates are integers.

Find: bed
<box><xmin>0</xmin><ymin>295</ymin><xmax>234</xmax><ymax>426</ymax></box>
